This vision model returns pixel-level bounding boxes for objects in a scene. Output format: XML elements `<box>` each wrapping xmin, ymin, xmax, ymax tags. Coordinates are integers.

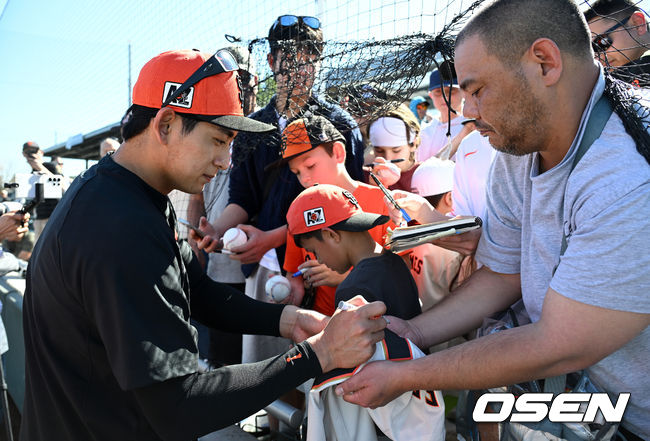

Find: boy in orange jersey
<box><xmin>274</xmin><ymin>115</ymin><xmax>395</xmax><ymax>315</ymax></box>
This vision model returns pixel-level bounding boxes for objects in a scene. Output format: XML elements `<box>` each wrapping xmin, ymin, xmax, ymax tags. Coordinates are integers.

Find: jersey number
<box><xmin>412</xmin><ymin>390</ymin><xmax>440</xmax><ymax>407</ymax></box>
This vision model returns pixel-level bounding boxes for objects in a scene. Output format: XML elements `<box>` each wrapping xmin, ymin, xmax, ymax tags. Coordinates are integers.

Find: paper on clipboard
<box><xmin>384</xmin><ymin>216</ymin><xmax>482</xmax><ymax>252</ymax></box>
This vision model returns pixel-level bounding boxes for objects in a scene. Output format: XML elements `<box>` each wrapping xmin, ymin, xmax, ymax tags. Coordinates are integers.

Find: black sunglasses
<box><xmin>591</xmin><ymin>17</ymin><xmax>629</xmax><ymax>52</ymax></box>
<box><xmin>162</xmin><ymin>49</ymin><xmax>239</xmax><ymax>108</ymax></box>
<box><xmin>272</xmin><ymin>15</ymin><xmax>321</xmax><ymax>31</ymax></box>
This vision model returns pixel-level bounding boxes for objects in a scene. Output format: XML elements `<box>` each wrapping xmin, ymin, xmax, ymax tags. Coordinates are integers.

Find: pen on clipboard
<box><xmin>368</xmin><ymin>171</ymin><xmax>412</xmax><ymax>223</ymax></box>
<box><xmin>363</xmin><ymin>158</ymin><xmax>405</xmax><ymax>167</ymax></box>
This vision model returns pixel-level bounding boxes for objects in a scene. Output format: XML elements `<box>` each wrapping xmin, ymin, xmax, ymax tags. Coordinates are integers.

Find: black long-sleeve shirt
<box><xmin>21</xmin><ymin>156</ymin><xmax>321</xmax><ymax>441</ymax></box>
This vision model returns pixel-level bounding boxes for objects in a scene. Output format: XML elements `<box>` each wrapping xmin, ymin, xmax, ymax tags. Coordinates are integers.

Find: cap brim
<box><xmin>263</xmin><ymin>146</ymin><xmax>318</xmax><ymax>172</ymax></box>
<box><xmin>429</xmin><ymin>81</ymin><xmax>459</xmax><ymax>91</ymax></box>
<box><xmin>197</xmin><ymin>114</ymin><xmax>276</xmax><ymax>133</ymax></box>
<box><xmin>330</xmin><ymin>213</ymin><xmax>389</xmax><ymax>232</ymax></box>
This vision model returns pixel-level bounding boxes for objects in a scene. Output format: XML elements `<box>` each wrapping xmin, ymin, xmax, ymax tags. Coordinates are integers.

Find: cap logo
<box><xmin>163</xmin><ymin>82</ymin><xmax>194</xmax><ymax>108</ymax></box>
<box><xmin>341</xmin><ymin>190</ymin><xmax>359</xmax><ymax>208</ymax></box>
<box><xmin>304</xmin><ymin>207</ymin><xmax>325</xmax><ymax>227</ymax></box>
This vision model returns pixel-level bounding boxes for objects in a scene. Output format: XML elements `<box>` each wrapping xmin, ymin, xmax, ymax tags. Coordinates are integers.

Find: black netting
<box><xmin>227</xmin><ymin>1</ymin><xmax>486</xmax><ymax>165</ymax></box>
<box><xmin>226</xmin><ymin>0</ymin><xmax>649</xmax><ymax>167</ymax></box>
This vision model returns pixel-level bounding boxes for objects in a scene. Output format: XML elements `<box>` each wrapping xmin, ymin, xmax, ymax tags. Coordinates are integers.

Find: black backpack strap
<box><xmin>559</xmin><ymin>95</ymin><xmax>613</xmax><ymax>256</ymax></box>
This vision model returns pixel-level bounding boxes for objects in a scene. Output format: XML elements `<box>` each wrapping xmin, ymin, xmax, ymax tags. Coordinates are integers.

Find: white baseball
<box><xmin>222</xmin><ymin>227</ymin><xmax>247</xmax><ymax>250</ymax></box>
<box><xmin>265</xmin><ymin>275</ymin><xmax>291</xmax><ymax>302</ymax></box>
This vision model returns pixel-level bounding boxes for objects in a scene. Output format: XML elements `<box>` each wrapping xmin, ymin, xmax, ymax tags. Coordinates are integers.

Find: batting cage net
<box><xmin>232</xmin><ymin>0</ymin><xmax>650</xmax><ymax>166</ymax></box>
<box><xmin>1</xmin><ymin>0</ymin><xmax>648</xmax><ymax>230</ymax></box>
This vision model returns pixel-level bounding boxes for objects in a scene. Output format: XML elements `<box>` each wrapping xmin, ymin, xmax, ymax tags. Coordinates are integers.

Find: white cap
<box><xmin>369</xmin><ymin>117</ymin><xmax>415</xmax><ymax>147</ymax></box>
<box><xmin>411</xmin><ymin>158</ymin><xmax>455</xmax><ymax>196</ymax></box>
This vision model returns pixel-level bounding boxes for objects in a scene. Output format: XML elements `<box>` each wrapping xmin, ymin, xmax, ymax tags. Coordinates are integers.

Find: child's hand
<box><xmin>286</xmin><ymin>276</ymin><xmax>306</xmax><ymax>306</ymax></box>
<box><xmin>298</xmin><ymin>260</ymin><xmax>349</xmax><ymax>287</ymax></box>
<box><xmin>370</xmin><ymin>157</ymin><xmax>401</xmax><ymax>187</ymax></box>
<box><xmin>384</xmin><ymin>190</ymin><xmax>447</xmax><ymax>225</ymax></box>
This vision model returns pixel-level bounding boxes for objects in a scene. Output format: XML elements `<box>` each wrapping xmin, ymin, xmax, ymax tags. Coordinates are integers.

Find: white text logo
<box><xmin>473</xmin><ymin>393</ymin><xmax>630</xmax><ymax>423</ymax></box>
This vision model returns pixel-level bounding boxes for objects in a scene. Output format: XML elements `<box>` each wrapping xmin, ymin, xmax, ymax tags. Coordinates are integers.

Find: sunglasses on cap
<box><xmin>272</xmin><ymin>15</ymin><xmax>321</xmax><ymax>31</ymax></box>
<box><xmin>162</xmin><ymin>49</ymin><xmax>239</xmax><ymax>108</ymax></box>
<box><xmin>591</xmin><ymin>17</ymin><xmax>629</xmax><ymax>53</ymax></box>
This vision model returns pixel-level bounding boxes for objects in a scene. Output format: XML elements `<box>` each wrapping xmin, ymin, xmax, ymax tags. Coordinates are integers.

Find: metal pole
<box><xmin>128</xmin><ymin>43</ymin><xmax>132</xmax><ymax>107</ymax></box>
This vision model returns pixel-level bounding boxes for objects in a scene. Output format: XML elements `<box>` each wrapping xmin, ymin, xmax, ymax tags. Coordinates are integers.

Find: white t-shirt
<box><xmin>476</xmin><ymin>71</ymin><xmax>650</xmax><ymax>437</ymax></box>
<box><xmin>418</xmin><ymin>116</ymin><xmax>464</xmax><ymax>162</ymax></box>
<box><xmin>451</xmin><ymin>131</ymin><xmax>496</xmax><ymax>218</ymax></box>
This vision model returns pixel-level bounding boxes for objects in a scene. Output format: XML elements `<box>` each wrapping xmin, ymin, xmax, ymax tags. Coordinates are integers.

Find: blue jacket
<box><xmin>229</xmin><ymin>94</ymin><xmax>364</xmax><ymax>276</ymax></box>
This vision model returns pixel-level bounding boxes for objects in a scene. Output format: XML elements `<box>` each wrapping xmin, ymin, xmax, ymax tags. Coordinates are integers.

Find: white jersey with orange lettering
<box><xmin>306</xmin><ymin>331</ymin><xmax>446</xmax><ymax>441</ymax></box>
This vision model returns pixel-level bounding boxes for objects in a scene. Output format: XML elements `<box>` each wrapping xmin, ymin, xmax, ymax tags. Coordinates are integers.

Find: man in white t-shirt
<box><xmin>418</xmin><ymin>60</ymin><xmax>465</xmax><ymax>161</ymax></box>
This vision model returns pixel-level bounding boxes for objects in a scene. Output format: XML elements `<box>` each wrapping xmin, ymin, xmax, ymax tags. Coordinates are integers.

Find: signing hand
<box><xmin>370</xmin><ymin>157</ymin><xmax>401</xmax><ymax>188</ymax></box>
<box><xmin>385</xmin><ymin>190</ymin><xmax>447</xmax><ymax>225</ymax></box>
<box><xmin>298</xmin><ymin>260</ymin><xmax>348</xmax><ymax>287</ymax></box>
<box><xmin>307</xmin><ymin>296</ymin><xmax>387</xmax><ymax>372</ymax></box>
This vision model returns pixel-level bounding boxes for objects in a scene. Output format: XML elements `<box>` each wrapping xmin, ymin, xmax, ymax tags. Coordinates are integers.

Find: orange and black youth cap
<box><xmin>287</xmin><ymin>184</ymin><xmax>388</xmax><ymax>236</ymax></box>
<box><xmin>280</xmin><ymin>115</ymin><xmax>345</xmax><ymax>161</ymax></box>
<box><xmin>132</xmin><ymin>50</ymin><xmax>274</xmax><ymax>133</ymax></box>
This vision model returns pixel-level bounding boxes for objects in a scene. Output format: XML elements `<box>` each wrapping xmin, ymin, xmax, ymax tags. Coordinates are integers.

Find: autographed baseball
<box><xmin>222</xmin><ymin>227</ymin><xmax>247</xmax><ymax>251</ymax></box>
<box><xmin>265</xmin><ymin>275</ymin><xmax>291</xmax><ymax>302</ymax></box>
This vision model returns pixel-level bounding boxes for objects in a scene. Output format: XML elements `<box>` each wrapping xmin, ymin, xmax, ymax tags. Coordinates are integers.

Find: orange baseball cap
<box><xmin>132</xmin><ymin>49</ymin><xmax>274</xmax><ymax>133</ymax></box>
<box><xmin>280</xmin><ymin>114</ymin><xmax>345</xmax><ymax>161</ymax></box>
<box><xmin>287</xmin><ymin>184</ymin><xmax>388</xmax><ymax>236</ymax></box>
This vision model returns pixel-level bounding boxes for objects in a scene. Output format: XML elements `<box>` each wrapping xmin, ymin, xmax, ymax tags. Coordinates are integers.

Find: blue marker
<box><xmin>292</xmin><ymin>269</ymin><xmax>305</xmax><ymax>278</ymax></box>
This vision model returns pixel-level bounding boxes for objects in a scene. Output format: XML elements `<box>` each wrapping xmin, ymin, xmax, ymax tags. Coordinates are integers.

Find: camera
<box><xmin>12</xmin><ymin>174</ymin><xmax>64</xmax><ymax>201</ymax></box>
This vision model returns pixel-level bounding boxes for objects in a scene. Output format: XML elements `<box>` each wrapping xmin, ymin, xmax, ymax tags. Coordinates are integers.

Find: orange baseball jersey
<box><xmin>284</xmin><ymin>182</ymin><xmax>395</xmax><ymax>315</ymax></box>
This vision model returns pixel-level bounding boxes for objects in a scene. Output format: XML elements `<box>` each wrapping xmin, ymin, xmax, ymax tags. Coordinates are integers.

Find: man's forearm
<box><xmin>400</xmin><ymin>322</ymin><xmax>568</xmax><ymax>392</ymax></box>
<box><xmin>412</xmin><ymin>266</ymin><xmax>521</xmax><ymax>348</ymax></box>
<box><xmin>266</xmin><ymin>224</ymin><xmax>288</xmax><ymax>249</ymax></box>
<box><xmin>134</xmin><ymin>342</ymin><xmax>321</xmax><ymax>441</ymax></box>
<box><xmin>186</xmin><ymin>193</ymin><xmax>205</xmax><ymax>227</ymax></box>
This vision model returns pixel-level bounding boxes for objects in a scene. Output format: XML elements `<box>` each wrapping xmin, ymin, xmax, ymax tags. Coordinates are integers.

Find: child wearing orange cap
<box><xmin>275</xmin><ymin>115</ymin><xmax>397</xmax><ymax>315</ymax></box>
<box><xmin>286</xmin><ymin>183</ymin><xmax>421</xmax><ymax>320</ymax></box>
<box><xmin>286</xmin><ymin>184</ymin><xmax>443</xmax><ymax>441</ymax></box>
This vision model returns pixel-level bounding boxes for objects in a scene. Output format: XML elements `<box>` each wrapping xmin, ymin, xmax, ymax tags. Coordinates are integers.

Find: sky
<box><xmin>0</xmin><ymin>0</ymin><xmax>477</xmax><ymax>180</ymax></box>
<box><xmin>0</xmin><ymin>0</ymin><xmax>648</xmax><ymax>180</ymax></box>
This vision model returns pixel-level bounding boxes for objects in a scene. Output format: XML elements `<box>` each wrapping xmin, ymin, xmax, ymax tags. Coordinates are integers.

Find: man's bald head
<box><xmin>99</xmin><ymin>138</ymin><xmax>120</xmax><ymax>158</ymax></box>
<box><xmin>456</xmin><ymin>0</ymin><xmax>593</xmax><ymax>66</ymax></box>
